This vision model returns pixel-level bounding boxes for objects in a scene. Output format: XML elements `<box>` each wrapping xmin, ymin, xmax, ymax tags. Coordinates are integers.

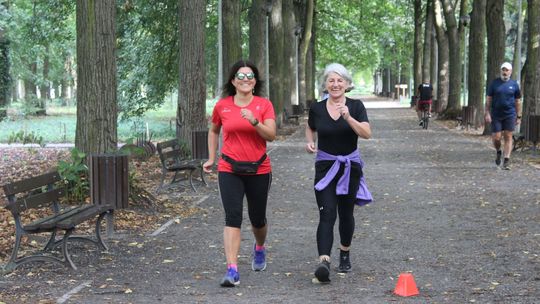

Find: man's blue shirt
<box><xmin>487</xmin><ymin>78</ymin><xmax>521</xmax><ymax>119</ymax></box>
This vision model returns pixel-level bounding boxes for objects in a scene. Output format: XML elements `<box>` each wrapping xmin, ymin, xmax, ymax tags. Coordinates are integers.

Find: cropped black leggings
<box><xmin>314</xmin><ymin>163</ymin><xmax>361</xmax><ymax>257</ymax></box>
<box><xmin>218</xmin><ymin>172</ymin><xmax>272</xmax><ymax>228</ymax></box>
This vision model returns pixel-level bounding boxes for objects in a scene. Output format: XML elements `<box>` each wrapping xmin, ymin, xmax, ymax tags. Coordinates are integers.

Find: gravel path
<box><xmin>1</xmin><ymin>106</ymin><xmax>538</xmax><ymax>304</ymax></box>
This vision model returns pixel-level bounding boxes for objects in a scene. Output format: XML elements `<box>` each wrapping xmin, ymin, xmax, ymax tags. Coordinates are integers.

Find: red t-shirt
<box><xmin>211</xmin><ymin>95</ymin><xmax>275</xmax><ymax>174</ymax></box>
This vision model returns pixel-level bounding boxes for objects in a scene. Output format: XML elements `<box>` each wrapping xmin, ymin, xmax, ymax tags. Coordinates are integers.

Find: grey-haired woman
<box><xmin>305</xmin><ymin>63</ymin><xmax>372</xmax><ymax>283</ymax></box>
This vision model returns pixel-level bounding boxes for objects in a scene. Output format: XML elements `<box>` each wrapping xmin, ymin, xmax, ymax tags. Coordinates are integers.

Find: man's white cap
<box><xmin>500</xmin><ymin>62</ymin><xmax>512</xmax><ymax>70</ymax></box>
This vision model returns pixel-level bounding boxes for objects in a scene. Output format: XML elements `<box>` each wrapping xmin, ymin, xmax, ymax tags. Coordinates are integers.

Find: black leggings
<box><xmin>218</xmin><ymin>172</ymin><xmax>272</xmax><ymax>228</ymax></box>
<box><xmin>314</xmin><ymin>163</ymin><xmax>361</xmax><ymax>256</ymax></box>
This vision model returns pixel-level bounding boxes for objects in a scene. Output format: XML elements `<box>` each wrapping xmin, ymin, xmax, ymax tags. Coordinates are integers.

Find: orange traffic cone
<box><xmin>393</xmin><ymin>273</ymin><xmax>419</xmax><ymax>297</ymax></box>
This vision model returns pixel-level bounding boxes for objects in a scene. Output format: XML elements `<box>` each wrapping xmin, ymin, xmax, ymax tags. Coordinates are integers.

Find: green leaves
<box><xmin>57</xmin><ymin>147</ymin><xmax>89</xmax><ymax>202</ymax></box>
<box><xmin>316</xmin><ymin>0</ymin><xmax>413</xmax><ymax>72</ymax></box>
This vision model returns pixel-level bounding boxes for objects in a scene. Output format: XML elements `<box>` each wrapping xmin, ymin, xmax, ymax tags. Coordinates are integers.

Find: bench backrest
<box><xmin>3</xmin><ymin>171</ymin><xmax>64</xmax><ymax>214</ymax></box>
<box><xmin>157</xmin><ymin>139</ymin><xmax>189</xmax><ymax>169</ymax></box>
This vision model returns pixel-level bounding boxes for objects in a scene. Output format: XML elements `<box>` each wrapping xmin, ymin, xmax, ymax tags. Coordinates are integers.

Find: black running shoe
<box><xmin>502</xmin><ymin>158</ymin><xmax>510</xmax><ymax>170</ymax></box>
<box><xmin>314</xmin><ymin>260</ymin><xmax>331</xmax><ymax>283</ymax></box>
<box><xmin>338</xmin><ymin>250</ymin><xmax>352</xmax><ymax>273</ymax></box>
<box><xmin>495</xmin><ymin>150</ymin><xmax>502</xmax><ymax>166</ymax></box>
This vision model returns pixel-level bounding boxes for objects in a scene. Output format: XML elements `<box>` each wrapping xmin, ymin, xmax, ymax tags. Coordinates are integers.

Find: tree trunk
<box><xmin>434</xmin><ymin>0</ymin><xmax>450</xmax><ymax>113</ymax></box>
<box><xmin>468</xmin><ymin>0</ymin><xmax>486</xmax><ymax>128</ymax></box>
<box><xmin>307</xmin><ymin>0</ymin><xmax>317</xmax><ymax>102</ymax></box>
<box><xmin>62</xmin><ymin>52</ymin><xmax>73</xmax><ymax>106</ymax></box>
<box><xmin>413</xmin><ymin>0</ymin><xmax>423</xmax><ymax>91</ymax></box>
<box><xmin>422</xmin><ymin>0</ymin><xmax>434</xmax><ymax>82</ymax></box>
<box><xmin>512</xmin><ymin>0</ymin><xmax>524</xmax><ymax>82</ymax></box>
<box><xmin>249</xmin><ymin>0</ymin><xmax>267</xmax><ymax>96</ymax></box>
<box><xmin>442</xmin><ymin>0</ymin><xmax>467</xmax><ymax>113</ymax></box>
<box><xmin>484</xmin><ymin>0</ymin><xmax>505</xmax><ymax>134</ymax></box>
<box><xmin>306</xmin><ymin>36</ymin><xmax>315</xmax><ymax>102</ymax></box>
<box><xmin>431</xmin><ymin>28</ymin><xmax>438</xmax><ymax>97</ymax></box>
<box><xmin>0</xmin><ymin>2</ymin><xmax>9</xmax><ymax>121</ymax></box>
<box><xmin>222</xmin><ymin>0</ymin><xmax>242</xmax><ymax>82</ymax></box>
<box><xmin>298</xmin><ymin>0</ymin><xmax>314</xmax><ymax>109</ymax></box>
<box><xmin>283</xmin><ymin>0</ymin><xmax>296</xmax><ymax>111</ymax></box>
<box><xmin>178</xmin><ymin>0</ymin><xmax>206</xmax><ymax>151</ymax></box>
<box><xmin>40</xmin><ymin>46</ymin><xmax>50</xmax><ymax>102</ymax></box>
<box><xmin>24</xmin><ymin>62</ymin><xmax>38</xmax><ymax>102</ymax></box>
<box><xmin>269</xmin><ymin>0</ymin><xmax>284</xmax><ymax>125</ymax></box>
<box><xmin>75</xmin><ymin>0</ymin><xmax>118</xmax><ymax>154</ymax></box>
<box><xmin>522</xmin><ymin>0</ymin><xmax>540</xmax><ymax>116</ymax></box>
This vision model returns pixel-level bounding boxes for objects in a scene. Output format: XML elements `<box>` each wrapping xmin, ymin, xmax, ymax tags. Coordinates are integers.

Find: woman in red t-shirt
<box><xmin>203</xmin><ymin>60</ymin><xmax>276</xmax><ymax>287</ymax></box>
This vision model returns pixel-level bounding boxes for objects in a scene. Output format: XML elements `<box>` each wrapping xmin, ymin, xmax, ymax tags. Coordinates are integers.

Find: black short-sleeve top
<box><xmin>307</xmin><ymin>97</ymin><xmax>369</xmax><ymax>156</ymax></box>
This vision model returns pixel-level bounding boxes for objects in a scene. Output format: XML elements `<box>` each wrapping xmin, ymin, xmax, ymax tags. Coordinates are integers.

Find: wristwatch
<box><xmin>517</xmin><ymin>116</ymin><xmax>522</xmax><ymax>119</ymax></box>
<box><xmin>251</xmin><ymin>119</ymin><xmax>259</xmax><ymax>126</ymax></box>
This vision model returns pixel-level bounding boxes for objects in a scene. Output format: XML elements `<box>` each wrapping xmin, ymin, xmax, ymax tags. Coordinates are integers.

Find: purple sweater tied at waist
<box><xmin>314</xmin><ymin>150</ymin><xmax>373</xmax><ymax>206</ymax></box>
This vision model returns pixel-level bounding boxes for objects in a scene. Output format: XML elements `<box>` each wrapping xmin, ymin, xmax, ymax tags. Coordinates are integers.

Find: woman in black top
<box><xmin>305</xmin><ymin>63</ymin><xmax>371</xmax><ymax>283</ymax></box>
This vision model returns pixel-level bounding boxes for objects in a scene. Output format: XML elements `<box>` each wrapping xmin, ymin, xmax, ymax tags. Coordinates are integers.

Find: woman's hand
<box><xmin>336</xmin><ymin>103</ymin><xmax>350</xmax><ymax>120</ymax></box>
<box><xmin>306</xmin><ymin>141</ymin><xmax>317</xmax><ymax>153</ymax></box>
<box><xmin>202</xmin><ymin>159</ymin><xmax>214</xmax><ymax>173</ymax></box>
<box><xmin>240</xmin><ymin>109</ymin><xmax>257</xmax><ymax>125</ymax></box>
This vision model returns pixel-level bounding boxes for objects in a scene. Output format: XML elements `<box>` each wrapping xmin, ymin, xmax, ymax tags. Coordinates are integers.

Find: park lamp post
<box><xmin>460</xmin><ymin>14</ymin><xmax>470</xmax><ymax>107</ymax></box>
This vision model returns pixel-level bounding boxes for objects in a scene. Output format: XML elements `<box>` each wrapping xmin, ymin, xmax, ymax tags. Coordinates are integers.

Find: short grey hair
<box><xmin>322</xmin><ymin>63</ymin><xmax>352</xmax><ymax>85</ymax></box>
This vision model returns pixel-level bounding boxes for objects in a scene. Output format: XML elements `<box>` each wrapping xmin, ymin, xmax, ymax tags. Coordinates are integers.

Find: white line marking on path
<box><xmin>56</xmin><ymin>280</ymin><xmax>92</xmax><ymax>304</ymax></box>
<box><xmin>150</xmin><ymin>195</ymin><xmax>209</xmax><ymax>236</ymax></box>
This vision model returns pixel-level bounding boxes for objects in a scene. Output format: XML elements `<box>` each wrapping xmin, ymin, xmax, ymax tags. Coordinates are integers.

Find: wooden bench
<box><xmin>2</xmin><ymin>171</ymin><xmax>114</xmax><ymax>273</ymax></box>
<box><xmin>284</xmin><ymin>107</ymin><xmax>300</xmax><ymax>124</ymax></box>
<box><xmin>156</xmin><ymin>138</ymin><xmax>206</xmax><ymax>193</ymax></box>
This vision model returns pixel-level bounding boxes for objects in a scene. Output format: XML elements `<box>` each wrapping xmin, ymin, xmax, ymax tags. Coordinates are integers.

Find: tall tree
<box><xmin>283</xmin><ymin>0</ymin><xmax>296</xmax><ymax>111</ymax></box>
<box><xmin>511</xmin><ymin>0</ymin><xmax>524</xmax><ymax>82</ymax></box>
<box><xmin>248</xmin><ymin>0</ymin><xmax>268</xmax><ymax>96</ymax></box>
<box><xmin>0</xmin><ymin>0</ymin><xmax>9</xmax><ymax>121</ymax></box>
<box><xmin>522</xmin><ymin>0</ymin><xmax>540</xmax><ymax>117</ymax></box>
<box><xmin>441</xmin><ymin>0</ymin><xmax>468</xmax><ymax>113</ymax></box>
<box><xmin>269</xmin><ymin>0</ymin><xmax>284</xmax><ymax>121</ymax></box>
<box><xmin>75</xmin><ymin>0</ymin><xmax>117</xmax><ymax>154</ymax></box>
<box><xmin>484</xmin><ymin>0</ymin><xmax>505</xmax><ymax>134</ymax></box>
<box><xmin>485</xmin><ymin>0</ymin><xmax>505</xmax><ymax>84</ymax></box>
<box><xmin>468</xmin><ymin>0</ymin><xmax>486</xmax><ymax>127</ymax></box>
<box><xmin>297</xmin><ymin>0</ymin><xmax>314</xmax><ymax>108</ymax></box>
<box><xmin>178</xmin><ymin>0</ymin><xmax>207</xmax><ymax>147</ymax></box>
<box><xmin>422</xmin><ymin>0</ymin><xmax>434</xmax><ymax>82</ymax></box>
<box><xmin>221</xmin><ymin>0</ymin><xmax>242</xmax><ymax>82</ymax></box>
<box><xmin>433</xmin><ymin>0</ymin><xmax>450</xmax><ymax>112</ymax></box>
<box><xmin>413</xmin><ymin>0</ymin><xmax>423</xmax><ymax>92</ymax></box>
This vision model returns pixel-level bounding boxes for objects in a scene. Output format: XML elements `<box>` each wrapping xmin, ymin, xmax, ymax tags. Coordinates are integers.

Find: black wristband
<box><xmin>517</xmin><ymin>116</ymin><xmax>522</xmax><ymax>119</ymax></box>
<box><xmin>251</xmin><ymin>119</ymin><xmax>259</xmax><ymax>126</ymax></box>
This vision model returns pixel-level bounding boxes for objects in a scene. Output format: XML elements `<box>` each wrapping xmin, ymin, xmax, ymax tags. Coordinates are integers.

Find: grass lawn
<box><xmin>0</xmin><ymin>100</ymin><xmax>218</xmax><ymax>144</ymax></box>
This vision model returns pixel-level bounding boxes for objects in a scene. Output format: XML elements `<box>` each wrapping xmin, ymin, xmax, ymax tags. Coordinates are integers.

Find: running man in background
<box><xmin>484</xmin><ymin>62</ymin><xmax>522</xmax><ymax>170</ymax></box>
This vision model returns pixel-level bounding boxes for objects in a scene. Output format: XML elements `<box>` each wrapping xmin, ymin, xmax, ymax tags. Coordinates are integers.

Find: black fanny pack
<box><xmin>221</xmin><ymin>153</ymin><xmax>267</xmax><ymax>174</ymax></box>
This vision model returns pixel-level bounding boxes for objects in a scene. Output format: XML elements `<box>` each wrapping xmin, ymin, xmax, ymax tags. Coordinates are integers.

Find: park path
<box><xmin>1</xmin><ymin>101</ymin><xmax>539</xmax><ymax>304</ymax></box>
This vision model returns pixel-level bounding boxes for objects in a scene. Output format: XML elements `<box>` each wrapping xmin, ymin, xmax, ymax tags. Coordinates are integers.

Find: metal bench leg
<box><xmin>2</xmin><ymin>230</ymin><xmax>24</xmax><ymax>273</ymax></box>
<box><xmin>200</xmin><ymin>167</ymin><xmax>208</xmax><ymax>186</ymax></box>
<box><xmin>3</xmin><ymin>229</ymin><xmax>65</xmax><ymax>273</ymax></box>
<box><xmin>95</xmin><ymin>211</ymin><xmax>109</xmax><ymax>251</ymax></box>
<box><xmin>44</xmin><ymin>230</ymin><xmax>58</xmax><ymax>251</ymax></box>
<box><xmin>61</xmin><ymin>228</ymin><xmax>78</xmax><ymax>270</ymax></box>
<box><xmin>188</xmin><ymin>170</ymin><xmax>197</xmax><ymax>192</ymax></box>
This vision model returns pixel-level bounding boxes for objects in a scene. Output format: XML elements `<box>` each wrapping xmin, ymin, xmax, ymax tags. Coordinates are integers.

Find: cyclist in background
<box><xmin>416</xmin><ymin>81</ymin><xmax>433</xmax><ymax>126</ymax></box>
